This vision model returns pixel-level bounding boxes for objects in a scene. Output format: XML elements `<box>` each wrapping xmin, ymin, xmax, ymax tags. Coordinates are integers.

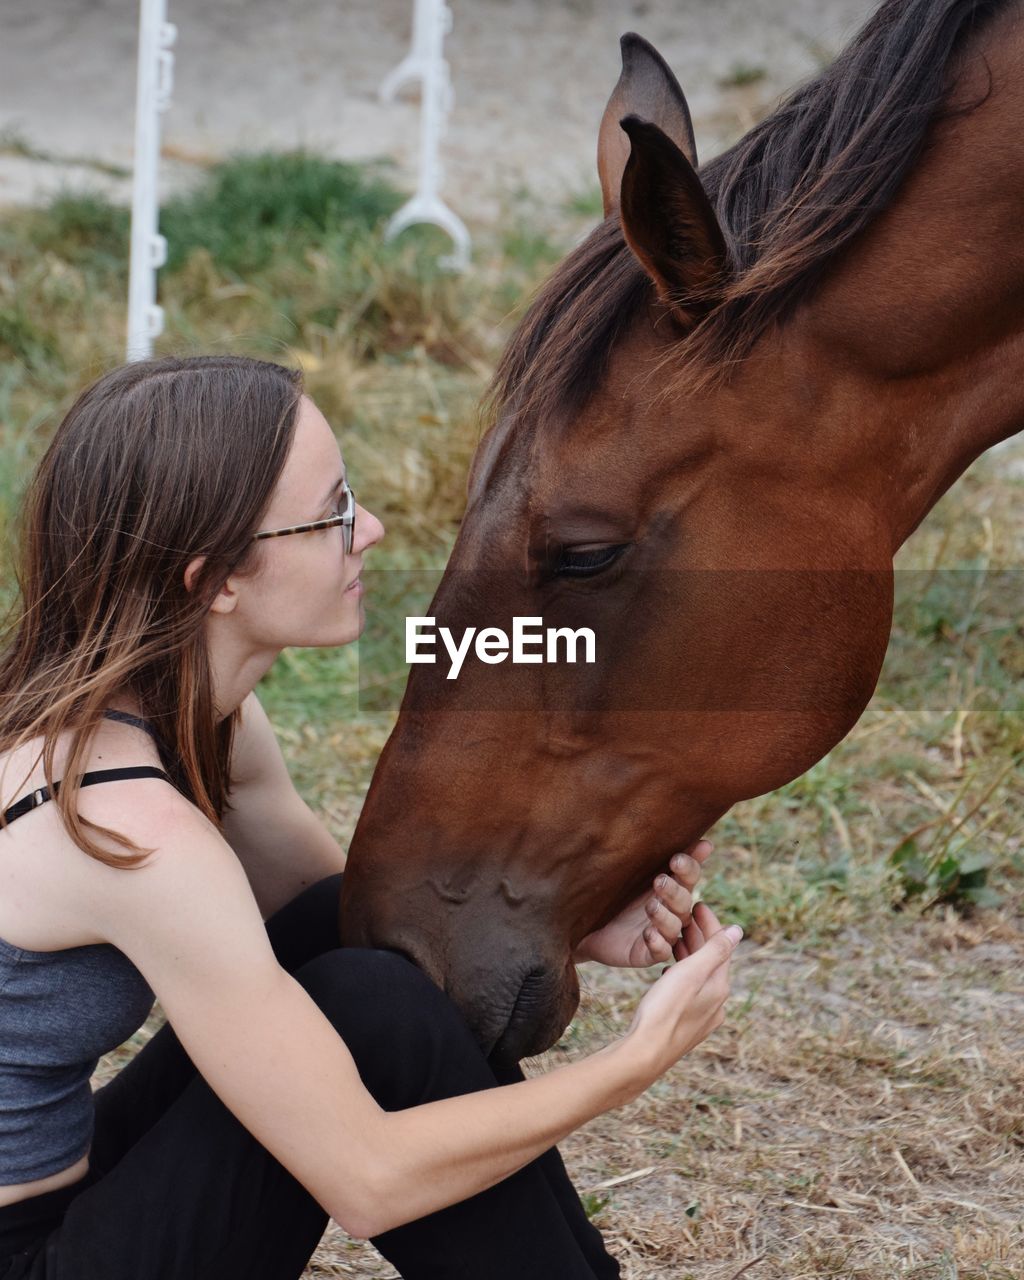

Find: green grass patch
<box><xmin>160</xmin><ymin>151</ymin><xmax>403</xmax><ymax>275</ymax></box>
<box><xmin>20</xmin><ymin>191</ymin><xmax>131</xmax><ymax>273</ymax></box>
<box><xmin>718</xmin><ymin>62</ymin><xmax>768</xmax><ymax>88</ymax></box>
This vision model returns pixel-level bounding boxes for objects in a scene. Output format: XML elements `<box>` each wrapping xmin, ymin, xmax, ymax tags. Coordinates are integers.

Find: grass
<box><xmin>718</xmin><ymin>63</ymin><xmax>768</xmax><ymax>89</ymax></box>
<box><xmin>541</xmin><ymin>901</ymin><xmax>1024</xmax><ymax>1280</ymax></box>
<box><xmin>159</xmin><ymin>151</ymin><xmax>404</xmax><ymax>276</ymax></box>
<box><xmin>0</xmin><ymin>151</ymin><xmax>558</xmax><ymax>553</ymax></box>
<box><xmin>3</xmin><ymin>150</ymin><xmax>1020</xmax><ymax>1279</ymax></box>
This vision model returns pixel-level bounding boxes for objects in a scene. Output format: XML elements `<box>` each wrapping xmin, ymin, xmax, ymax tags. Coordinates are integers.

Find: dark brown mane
<box><xmin>489</xmin><ymin>0</ymin><xmax>1011</xmax><ymax>426</ymax></box>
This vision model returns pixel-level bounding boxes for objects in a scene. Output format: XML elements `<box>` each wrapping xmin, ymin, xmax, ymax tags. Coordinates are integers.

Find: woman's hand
<box><xmin>572</xmin><ymin>838</ymin><xmax>713</xmax><ymax>967</ymax></box>
<box><xmin>623</xmin><ymin>900</ymin><xmax>742</xmax><ymax>1084</ymax></box>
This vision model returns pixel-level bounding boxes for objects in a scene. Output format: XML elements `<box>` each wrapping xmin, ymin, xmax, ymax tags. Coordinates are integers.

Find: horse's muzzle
<box><xmin>485</xmin><ymin>959</ymin><xmax>580</xmax><ymax>1067</ymax></box>
<box><xmin>340</xmin><ymin>873</ymin><xmax>580</xmax><ymax>1065</ymax></box>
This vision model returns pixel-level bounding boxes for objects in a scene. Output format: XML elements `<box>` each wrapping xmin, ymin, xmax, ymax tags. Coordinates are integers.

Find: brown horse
<box><xmin>340</xmin><ymin>0</ymin><xmax>1024</xmax><ymax>1066</ymax></box>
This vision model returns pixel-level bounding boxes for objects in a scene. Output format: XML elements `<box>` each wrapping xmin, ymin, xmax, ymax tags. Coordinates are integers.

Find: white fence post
<box><xmin>126</xmin><ymin>0</ymin><xmax>176</xmax><ymax>361</ymax></box>
<box><xmin>379</xmin><ymin>0</ymin><xmax>470</xmax><ymax>271</ymax></box>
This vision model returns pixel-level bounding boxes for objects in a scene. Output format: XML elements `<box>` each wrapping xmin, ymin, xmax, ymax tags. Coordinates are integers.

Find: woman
<box><xmin>0</xmin><ymin>355</ymin><xmax>741</xmax><ymax>1280</ymax></box>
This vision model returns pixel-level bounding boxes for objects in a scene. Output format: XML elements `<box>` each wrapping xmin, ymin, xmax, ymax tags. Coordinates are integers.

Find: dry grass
<box><xmin>553</xmin><ymin>905</ymin><xmax>1024</xmax><ymax>1280</ymax></box>
<box><xmin>282</xmin><ymin>901</ymin><xmax>1022</xmax><ymax>1280</ymax></box>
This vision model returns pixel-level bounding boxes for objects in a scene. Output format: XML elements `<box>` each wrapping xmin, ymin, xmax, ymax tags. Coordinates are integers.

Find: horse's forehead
<box><xmin>468</xmin><ymin>413</ymin><xmax>521</xmax><ymax>504</ymax></box>
<box><xmin>469</xmin><ymin>406</ymin><xmax>648</xmax><ymax>530</ymax></box>
<box><xmin>471</xmin><ymin>342</ymin><xmax>693</xmax><ymax>519</ymax></box>
<box><xmin>468</xmin><ymin>408</ymin><xmax>562</xmax><ymax>511</ymax></box>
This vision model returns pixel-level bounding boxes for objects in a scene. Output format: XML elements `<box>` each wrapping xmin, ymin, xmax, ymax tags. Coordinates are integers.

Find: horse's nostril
<box><xmin>519</xmin><ymin>968</ymin><xmax>549</xmax><ymax>998</ymax></box>
<box><xmin>428</xmin><ymin>874</ymin><xmax>474</xmax><ymax>905</ymax></box>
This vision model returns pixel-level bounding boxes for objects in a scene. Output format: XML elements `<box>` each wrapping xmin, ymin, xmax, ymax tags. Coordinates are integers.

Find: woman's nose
<box><xmin>354</xmin><ymin>503</ymin><xmax>385</xmax><ymax>553</ymax></box>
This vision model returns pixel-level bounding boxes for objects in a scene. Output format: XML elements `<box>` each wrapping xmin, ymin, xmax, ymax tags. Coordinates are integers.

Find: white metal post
<box><xmin>379</xmin><ymin>0</ymin><xmax>470</xmax><ymax>271</ymax></box>
<box><xmin>126</xmin><ymin>0</ymin><xmax>176</xmax><ymax>361</ymax></box>
<box><xmin>379</xmin><ymin>0</ymin><xmax>435</xmax><ymax>103</ymax></box>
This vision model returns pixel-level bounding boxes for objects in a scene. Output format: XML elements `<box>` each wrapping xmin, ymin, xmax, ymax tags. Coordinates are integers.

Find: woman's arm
<box><xmin>224</xmin><ymin>693</ymin><xmax>345</xmax><ymax>917</ymax></box>
<box><xmin>90</xmin><ymin>792</ymin><xmax>738</xmax><ymax>1240</ymax></box>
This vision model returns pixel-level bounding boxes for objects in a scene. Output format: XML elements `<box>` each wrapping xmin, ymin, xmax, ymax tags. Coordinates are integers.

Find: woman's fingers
<box><xmin>688</xmin><ymin>837</ymin><xmax>714</xmax><ymax>866</ymax></box>
<box><xmin>692</xmin><ymin>900</ymin><xmax>724</xmax><ymax>937</ymax></box>
<box><xmin>674</xmin><ymin>901</ymin><xmax>731</xmax><ymax>963</ymax></box>
<box><xmin>656</xmin><ymin>920</ymin><xmax>740</xmax><ymax>1010</ymax></box>
<box><xmin>628</xmin><ymin>912</ymin><xmax>743</xmax><ymax>1071</ymax></box>
<box><xmin>648</xmin><ymin>880</ymin><xmax>693</xmax><ymax>936</ymax></box>
<box><xmin>637</xmin><ymin>897</ymin><xmax>693</xmax><ymax>967</ymax></box>
<box><xmin>646</xmin><ymin>837</ymin><xmax>714</xmax><ymax>958</ymax></box>
<box><xmin>642</xmin><ymin>923</ymin><xmax>675</xmax><ymax>964</ymax></box>
<box><xmin>682</xmin><ymin>914</ymin><xmax>706</xmax><ymax>955</ymax></box>
<box><xmin>684</xmin><ymin>921</ymin><xmax>742</xmax><ymax>985</ymax></box>
<box><xmin>643</xmin><ymin>844</ymin><xmax>726</xmax><ymax>969</ymax></box>
<box><xmin>669</xmin><ymin>839</ymin><xmax>713</xmax><ymax>892</ymax></box>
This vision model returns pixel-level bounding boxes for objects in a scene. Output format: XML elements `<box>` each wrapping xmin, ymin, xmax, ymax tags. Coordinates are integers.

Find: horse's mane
<box><xmin>489</xmin><ymin>0</ymin><xmax>1011</xmax><ymax>423</ymax></box>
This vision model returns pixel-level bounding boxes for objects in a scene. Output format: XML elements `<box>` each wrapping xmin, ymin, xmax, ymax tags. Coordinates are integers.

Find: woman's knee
<box><xmin>296</xmin><ymin>946</ymin><xmax>448</xmax><ymax>1033</ymax></box>
<box><xmin>264</xmin><ymin>873</ymin><xmax>345</xmax><ymax>972</ymax></box>
<box><xmin>294</xmin><ymin>948</ymin><xmax>495</xmax><ymax>1107</ymax></box>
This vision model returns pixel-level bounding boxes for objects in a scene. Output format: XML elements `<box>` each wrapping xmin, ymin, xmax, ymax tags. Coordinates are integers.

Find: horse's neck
<box><xmin>801</xmin><ymin>4</ymin><xmax>1024</xmax><ymax>550</ymax></box>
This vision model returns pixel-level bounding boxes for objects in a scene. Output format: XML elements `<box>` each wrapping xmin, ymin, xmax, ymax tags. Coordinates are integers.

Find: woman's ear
<box><xmin>184</xmin><ymin>555</ymin><xmax>239</xmax><ymax>615</ymax></box>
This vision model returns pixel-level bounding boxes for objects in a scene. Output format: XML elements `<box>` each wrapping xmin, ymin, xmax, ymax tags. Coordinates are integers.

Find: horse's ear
<box><xmin>618</xmin><ymin>115</ymin><xmax>728</xmax><ymax>325</ymax></box>
<box><xmin>598</xmin><ymin>33</ymin><xmax>697</xmax><ymax>216</ymax></box>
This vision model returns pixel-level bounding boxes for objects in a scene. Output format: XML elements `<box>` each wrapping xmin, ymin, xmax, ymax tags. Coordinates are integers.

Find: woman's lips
<box><xmin>345</xmin><ymin>576</ymin><xmax>363</xmax><ymax>595</ymax></box>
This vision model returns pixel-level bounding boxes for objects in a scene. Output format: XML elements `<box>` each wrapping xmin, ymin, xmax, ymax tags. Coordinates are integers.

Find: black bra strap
<box><xmin>102</xmin><ymin>708</ymin><xmax>162</xmax><ymax>742</ymax></box>
<box><xmin>2</xmin><ymin>766</ymin><xmax>172</xmax><ymax>827</ymax></box>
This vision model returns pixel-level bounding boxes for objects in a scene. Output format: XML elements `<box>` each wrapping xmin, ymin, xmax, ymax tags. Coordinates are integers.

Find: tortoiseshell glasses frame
<box><xmin>252</xmin><ymin>478</ymin><xmax>355</xmax><ymax>553</ymax></box>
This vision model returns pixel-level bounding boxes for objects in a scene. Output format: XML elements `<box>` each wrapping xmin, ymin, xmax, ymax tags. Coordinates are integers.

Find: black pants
<box><xmin>0</xmin><ymin>874</ymin><xmax>619</xmax><ymax>1280</ymax></box>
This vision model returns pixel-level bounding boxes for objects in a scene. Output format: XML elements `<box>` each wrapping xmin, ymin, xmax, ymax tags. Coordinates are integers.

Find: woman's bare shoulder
<box><xmin>80</xmin><ymin>784</ymin><xmax>255</xmax><ymax>950</ymax></box>
<box><xmin>0</xmin><ymin>735</ymin><xmax>214</xmax><ymax>952</ymax></box>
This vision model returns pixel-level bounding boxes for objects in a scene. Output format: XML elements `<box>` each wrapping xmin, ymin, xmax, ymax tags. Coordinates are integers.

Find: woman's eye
<box><xmin>554</xmin><ymin>544</ymin><xmax>629</xmax><ymax>578</ymax></box>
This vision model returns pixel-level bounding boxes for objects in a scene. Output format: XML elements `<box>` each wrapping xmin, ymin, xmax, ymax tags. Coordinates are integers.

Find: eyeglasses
<box><xmin>252</xmin><ymin>478</ymin><xmax>356</xmax><ymax>554</ymax></box>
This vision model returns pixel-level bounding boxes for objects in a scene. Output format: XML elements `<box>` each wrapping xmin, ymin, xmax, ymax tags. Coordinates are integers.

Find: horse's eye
<box><xmin>554</xmin><ymin>544</ymin><xmax>629</xmax><ymax>578</ymax></box>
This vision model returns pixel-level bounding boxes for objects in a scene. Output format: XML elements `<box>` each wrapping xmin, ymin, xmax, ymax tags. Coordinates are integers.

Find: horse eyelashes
<box><xmin>554</xmin><ymin>544</ymin><xmax>630</xmax><ymax>578</ymax></box>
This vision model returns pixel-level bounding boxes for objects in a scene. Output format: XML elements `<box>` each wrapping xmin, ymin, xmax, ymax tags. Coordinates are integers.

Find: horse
<box><xmin>339</xmin><ymin>0</ymin><xmax>1024</xmax><ymax>1067</ymax></box>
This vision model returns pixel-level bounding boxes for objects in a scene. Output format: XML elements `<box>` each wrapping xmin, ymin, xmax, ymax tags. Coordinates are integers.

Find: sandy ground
<box><xmin>1</xmin><ymin>0</ymin><xmax>878</xmax><ymax>220</ymax></box>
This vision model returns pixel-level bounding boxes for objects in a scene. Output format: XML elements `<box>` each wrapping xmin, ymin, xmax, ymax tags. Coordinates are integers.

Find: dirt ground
<box><xmin>1</xmin><ymin>0</ymin><xmax>877</xmax><ymax>218</ymax></box>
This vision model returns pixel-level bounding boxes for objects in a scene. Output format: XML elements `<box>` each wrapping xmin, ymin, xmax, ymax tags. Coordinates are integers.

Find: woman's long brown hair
<box><xmin>0</xmin><ymin>355</ymin><xmax>303</xmax><ymax>868</ymax></box>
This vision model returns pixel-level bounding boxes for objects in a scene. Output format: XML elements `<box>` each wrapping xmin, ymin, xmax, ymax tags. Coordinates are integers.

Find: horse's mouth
<box><xmin>487</xmin><ymin>960</ymin><xmax>579</xmax><ymax>1068</ymax></box>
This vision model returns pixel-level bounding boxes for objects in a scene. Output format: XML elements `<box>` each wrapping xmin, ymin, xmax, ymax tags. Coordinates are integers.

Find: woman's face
<box><xmin>234</xmin><ymin>395</ymin><xmax>385</xmax><ymax>649</ymax></box>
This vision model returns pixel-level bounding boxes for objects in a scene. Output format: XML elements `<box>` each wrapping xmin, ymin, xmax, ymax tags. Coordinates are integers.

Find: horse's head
<box><xmin>341</xmin><ymin>35</ymin><xmax>903</xmax><ymax>1064</ymax></box>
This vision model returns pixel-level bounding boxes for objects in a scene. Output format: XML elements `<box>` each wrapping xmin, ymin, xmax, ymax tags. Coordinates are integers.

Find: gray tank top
<box><xmin>0</xmin><ymin>711</ymin><xmax>171</xmax><ymax>1185</ymax></box>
